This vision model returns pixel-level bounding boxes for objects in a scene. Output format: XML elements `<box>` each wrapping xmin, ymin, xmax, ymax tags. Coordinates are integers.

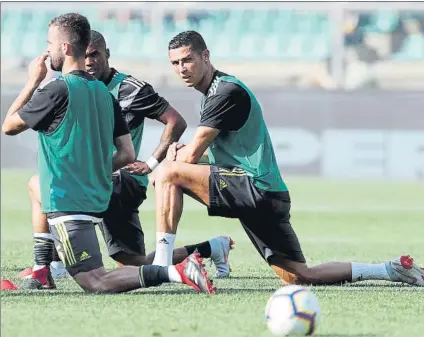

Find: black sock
<box><xmin>52</xmin><ymin>245</ymin><xmax>61</xmax><ymax>262</ymax></box>
<box><xmin>139</xmin><ymin>265</ymin><xmax>170</xmax><ymax>288</ymax></box>
<box><xmin>184</xmin><ymin>241</ymin><xmax>211</xmax><ymax>258</ymax></box>
<box><xmin>33</xmin><ymin>235</ymin><xmax>54</xmax><ymax>266</ymax></box>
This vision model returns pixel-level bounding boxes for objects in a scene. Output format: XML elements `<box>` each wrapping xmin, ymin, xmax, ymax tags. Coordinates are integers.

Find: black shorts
<box><xmin>48</xmin><ymin>215</ymin><xmax>104</xmax><ymax>277</ymax></box>
<box><xmin>98</xmin><ymin>169</ymin><xmax>147</xmax><ymax>257</ymax></box>
<box><xmin>208</xmin><ymin>165</ymin><xmax>306</xmax><ymax>264</ymax></box>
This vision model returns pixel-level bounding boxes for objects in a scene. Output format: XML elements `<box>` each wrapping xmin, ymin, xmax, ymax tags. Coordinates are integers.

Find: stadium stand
<box><xmin>1</xmin><ymin>7</ymin><xmax>424</xmax><ymax>89</ymax></box>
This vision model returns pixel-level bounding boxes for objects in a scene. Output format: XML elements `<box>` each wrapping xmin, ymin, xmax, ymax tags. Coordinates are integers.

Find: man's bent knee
<box><xmin>271</xmin><ymin>265</ymin><xmax>297</xmax><ymax>285</ymax></box>
<box><xmin>269</xmin><ymin>256</ymin><xmax>315</xmax><ymax>285</ymax></box>
<box><xmin>155</xmin><ymin>160</ymin><xmax>180</xmax><ymax>183</ymax></box>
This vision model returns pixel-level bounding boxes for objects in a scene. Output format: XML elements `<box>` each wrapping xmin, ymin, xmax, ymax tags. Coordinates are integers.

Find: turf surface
<box><xmin>1</xmin><ymin>170</ymin><xmax>423</xmax><ymax>337</ymax></box>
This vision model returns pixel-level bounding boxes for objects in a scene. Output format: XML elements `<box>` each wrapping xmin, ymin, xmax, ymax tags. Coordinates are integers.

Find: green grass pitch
<box><xmin>1</xmin><ymin>169</ymin><xmax>423</xmax><ymax>337</ymax></box>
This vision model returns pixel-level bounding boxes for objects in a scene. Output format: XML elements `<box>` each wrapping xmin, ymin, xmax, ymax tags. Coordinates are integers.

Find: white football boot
<box><xmin>386</xmin><ymin>255</ymin><xmax>424</xmax><ymax>286</ymax></box>
<box><xmin>209</xmin><ymin>236</ymin><xmax>234</xmax><ymax>278</ymax></box>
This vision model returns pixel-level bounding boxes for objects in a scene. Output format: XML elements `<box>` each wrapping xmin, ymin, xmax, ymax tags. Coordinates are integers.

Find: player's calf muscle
<box><xmin>74</xmin><ymin>267</ymin><xmax>140</xmax><ymax>293</ymax></box>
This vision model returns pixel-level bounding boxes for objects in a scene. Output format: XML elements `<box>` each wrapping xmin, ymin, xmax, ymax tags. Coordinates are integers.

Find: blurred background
<box><xmin>1</xmin><ymin>1</ymin><xmax>423</xmax><ymax>181</ymax></box>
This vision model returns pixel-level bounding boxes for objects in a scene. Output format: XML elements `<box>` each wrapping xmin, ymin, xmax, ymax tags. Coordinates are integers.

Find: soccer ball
<box><xmin>265</xmin><ymin>285</ymin><xmax>320</xmax><ymax>336</ymax></box>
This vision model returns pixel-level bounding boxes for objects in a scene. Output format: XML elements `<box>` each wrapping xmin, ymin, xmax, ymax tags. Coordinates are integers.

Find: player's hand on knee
<box><xmin>125</xmin><ymin>160</ymin><xmax>152</xmax><ymax>175</ymax></box>
<box><xmin>166</xmin><ymin>142</ymin><xmax>185</xmax><ymax>161</ymax></box>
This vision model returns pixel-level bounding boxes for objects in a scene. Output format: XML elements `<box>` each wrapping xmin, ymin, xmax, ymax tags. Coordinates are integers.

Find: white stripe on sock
<box><xmin>34</xmin><ymin>233</ymin><xmax>53</xmax><ymax>240</ymax></box>
<box><xmin>168</xmin><ymin>266</ymin><xmax>182</xmax><ymax>283</ymax></box>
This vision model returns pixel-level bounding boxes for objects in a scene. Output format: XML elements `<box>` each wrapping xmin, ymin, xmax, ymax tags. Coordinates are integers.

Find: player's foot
<box><xmin>386</xmin><ymin>255</ymin><xmax>424</xmax><ymax>286</ymax></box>
<box><xmin>18</xmin><ymin>265</ymin><xmax>69</xmax><ymax>279</ymax></box>
<box><xmin>22</xmin><ymin>266</ymin><xmax>56</xmax><ymax>290</ymax></box>
<box><xmin>209</xmin><ymin>236</ymin><xmax>234</xmax><ymax>278</ymax></box>
<box><xmin>175</xmin><ymin>253</ymin><xmax>216</xmax><ymax>294</ymax></box>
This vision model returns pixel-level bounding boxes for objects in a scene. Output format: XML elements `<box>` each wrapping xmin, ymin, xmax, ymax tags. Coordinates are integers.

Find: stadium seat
<box><xmin>1</xmin><ymin>7</ymin><xmax>423</xmax><ymax>63</ymax></box>
<box><xmin>213</xmin><ymin>36</ymin><xmax>236</xmax><ymax>60</ymax></box>
<box><xmin>237</xmin><ymin>34</ymin><xmax>258</xmax><ymax>60</ymax></box>
<box><xmin>392</xmin><ymin>33</ymin><xmax>424</xmax><ymax>60</ymax></box>
<box><xmin>263</xmin><ymin>34</ymin><xmax>281</xmax><ymax>59</ymax></box>
<box><xmin>363</xmin><ymin>11</ymin><xmax>399</xmax><ymax>33</ymax></box>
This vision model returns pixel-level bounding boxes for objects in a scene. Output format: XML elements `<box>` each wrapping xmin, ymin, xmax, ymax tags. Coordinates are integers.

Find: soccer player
<box><xmin>150</xmin><ymin>30</ymin><xmax>424</xmax><ymax>287</ymax></box>
<box><xmin>2</xmin><ymin>15</ymin><xmax>214</xmax><ymax>294</ymax></box>
<box><xmin>18</xmin><ymin>29</ymin><xmax>233</xmax><ymax>286</ymax></box>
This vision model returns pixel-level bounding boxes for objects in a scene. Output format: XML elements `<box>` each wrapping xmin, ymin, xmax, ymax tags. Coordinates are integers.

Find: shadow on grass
<box><xmin>316</xmin><ymin>335</ymin><xmax>377</xmax><ymax>337</ymax></box>
<box><xmin>1</xmin><ymin>290</ymin><xmax>84</xmax><ymax>297</ymax></box>
<box><xmin>223</xmin><ymin>276</ymin><xmax>278</xmax><ymax>280</ymax></box>
<box><xmin>311</xmin><ymin>283</ymin><xmax>424</xmax><ymax>291</ymax></box>
<box><xmin>2</xmin><ymin>287</ymin><xmax>277</xmax><ymax>297</ymax></box>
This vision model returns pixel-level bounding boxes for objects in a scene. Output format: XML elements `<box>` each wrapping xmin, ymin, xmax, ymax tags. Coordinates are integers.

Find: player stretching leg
<box><xmin>18</xmin><ymin>29</ymin><xmax>233</xmax><ymax>286</ymax></box>
<box><xmin>3</xmin><ymin>15</ymin><xmax>214</xmax><ymax>294</ymax></box>
<box><xmin>150</xmin><ymin>31</ymin><xmax>424</xmax><ymax>287</ymax></box>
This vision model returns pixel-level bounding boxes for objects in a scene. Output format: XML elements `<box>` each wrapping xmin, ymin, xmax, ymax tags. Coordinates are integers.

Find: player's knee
<box><xmin>155</xmin><ymin>160</ymin><xmax>178</xmax><ymax>183</ymax></box>
<box><xmin>270</xmin><ymin>259</ymin><xmax>317</xmax><ymax>285</ymax></box>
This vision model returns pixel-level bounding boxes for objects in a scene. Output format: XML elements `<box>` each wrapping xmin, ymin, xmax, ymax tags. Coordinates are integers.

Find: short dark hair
<box><xmin>49</xmin><ymin>13</ymin><xmax>91</xmax><ymax>57</ymax></box>
<box><xmin>90</xmin><ymin>30</ymin><xmax>107</xmax><ymax>50</ymax></box>
<box><xmin>168</xmin><ymin>30</ymin><xmax>207</xmax><ymax>54</ymax></box>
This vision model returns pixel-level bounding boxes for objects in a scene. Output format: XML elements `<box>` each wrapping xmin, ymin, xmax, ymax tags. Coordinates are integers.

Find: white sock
<box><xmin>34</xmin><ymin>233</ymin><xmax>53</xmax><ymax>240</ymax></box>
<box><xmin>351</xmin><ymin>263</ymin><xmax>391</xmax><ymax>282</ymax></box>
<box><xmin>33</xmin><ymin>265</ymin><xmax>46</xmax><ymax>271</ymax></box>
<box><xmin>167</xmin><ymin>266</ymin><xmax>182</xmax><ymax>283</ymax></box>
<box><xmin>152</xmin><ymin>232</ymin><xmax>176</xmax><ymax>266</ymax></box>
<box><xmin>51</xmin><ymin>261</ymin><xmax>65</xmax><ymax>270</ymax></box>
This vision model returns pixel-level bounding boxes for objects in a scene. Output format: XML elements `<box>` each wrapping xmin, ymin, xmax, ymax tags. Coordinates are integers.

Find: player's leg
<box><xmin>240</xmin><ymin>223</ymin><xmax>296</xmax><ymax>285</ymax></box>
<box><xmin>46</xmin><ymin>217</ymin><xmax>214</xmax><ymax>294</ymax></box>
<box><xmin>243</xmin><ymin>195</ymin><xmax>424</xmax><ymax>286</ymax></box>
<box><xmin>144</xmin><ymin>236</ymin><xmax>234</xmax><ymax>278</ymax></box>
<box><xmin>20</xmin><ymin>175</ymin><xmax>67</xmax><ymax>284</ymax></box>
<box><xmin>113</xmin><ymin>164</ymin><xmax>233</xmax><ymax>276</ymax></box>
<box><xmin>206</xmin><ymin>169</ymin><xmax>424</xmax><ymax>286</ymax></box>
<box><xmin>98</xmin><ymin>169</ymin><xmax>152</xmax><ymax>266</ymax></box>
<box><xmin>151</xmin><ymin>160</ymin><xmax>212</xmax><ymax>266</ymax></box>
<box><xmin>102</xmin><ymin>170</ymin><xmax>233</xmax><ymax>275</ymax></box>
<box><xmin>22</xmin><ymin>176</ymin><xmax>56</xmax><ymax>288</ymax></box>
<box><xmin>98</xmin><ymin>170</ymin><xmax>223</xmax><ymax>269</ymax></box>
<box><xmin>269</xmin><ymin>254</ymin><xmax>424</xmax><ymax>286</ymax></box>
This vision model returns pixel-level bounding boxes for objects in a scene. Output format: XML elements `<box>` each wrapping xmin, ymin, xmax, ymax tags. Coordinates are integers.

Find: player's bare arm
<box><xmin>2</xmin><ymin>54</ymin><xmax>48</xmax><ymax>135</ymax></box>
<box><xmin>113</xmin><ymin>134</ymin><xmax>135</xmax><ymax>171</ymax></box>
<box><xmin>174</xmin><ymin>126</ymin><xmax>220</xmax><ymax>163</ymax></box>
<box><xmin>127</xmin><ymin>106</ymin><xmax>187</xmax><ymax>175</ymax></box>
<box><xmin>149</xmin><ymin>126</ymin><xmax>217</xmax><ymax>186</ymax></box>
<box><xmin>152</xmin><ymin>106</ymin><xmax>187</xmax><ymax>162</ymax></box>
